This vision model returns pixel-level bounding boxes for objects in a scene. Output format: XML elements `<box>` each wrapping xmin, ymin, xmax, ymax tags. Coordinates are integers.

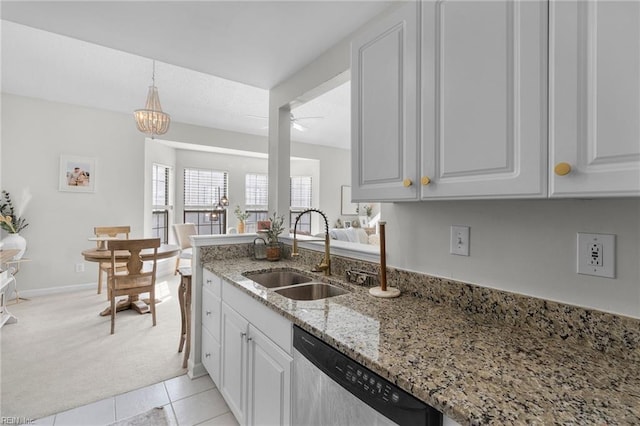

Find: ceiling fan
<box><xmin>247</xmin><ymin>113</ymin><xmax>324</xmax><ymax>132</ymax></box>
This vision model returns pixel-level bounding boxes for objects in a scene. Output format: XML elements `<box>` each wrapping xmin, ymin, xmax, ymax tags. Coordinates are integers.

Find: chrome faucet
<box><xmin>291</xmin><ymin>208</ymin><xmax>331</xmax><ymax>276</ymax></box>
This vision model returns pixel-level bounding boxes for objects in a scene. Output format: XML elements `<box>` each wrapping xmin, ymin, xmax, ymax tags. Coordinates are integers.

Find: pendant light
<box><xmin>134</xmin><ymin>60</ymin><xmax>171</xmax><ymax>138</ymax></box>
<box><xmin>210</xmin><ymin>187</ymin><xmax>226</xmax><ymax>220</ymax></box>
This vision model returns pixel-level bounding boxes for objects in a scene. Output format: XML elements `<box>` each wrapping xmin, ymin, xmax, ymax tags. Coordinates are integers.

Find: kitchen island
<box><xmin>202</xmin><ymin>256</ymin><xmax>640</xmax><ymax>425</ymax></box>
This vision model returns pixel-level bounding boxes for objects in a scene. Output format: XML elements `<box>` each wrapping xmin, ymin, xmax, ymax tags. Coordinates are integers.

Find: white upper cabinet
<box><xmin>550</xmin><ymin>0</ymin><xmax>640</xmax><ymax>197</ymax></box>
<box><xmin>351</xmin><ymin>0</ymin><xmax>638</xmax><ymax>200</ymax></box>
<box><xmin>351</xmin><ymin>1</ymin><xmax>420</xmax><ymax>202</ymax></box>
<box><xmin>421</xmin><ymin>0</ymin><xmax>548</xmax><ymax>199</ymax></box>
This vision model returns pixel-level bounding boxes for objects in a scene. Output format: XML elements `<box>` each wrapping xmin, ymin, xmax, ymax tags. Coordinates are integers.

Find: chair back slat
<box><xmin>109</xmin><ymin>238</ymin><xmax>160</xmax><ymax>277</ymax></box>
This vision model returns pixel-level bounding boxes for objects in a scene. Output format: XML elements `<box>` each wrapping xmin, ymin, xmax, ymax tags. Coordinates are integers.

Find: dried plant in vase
<box><xmin>234</xmin><ymin>205</ymin><xmax>251</xmax><ymax>233</ymax></box>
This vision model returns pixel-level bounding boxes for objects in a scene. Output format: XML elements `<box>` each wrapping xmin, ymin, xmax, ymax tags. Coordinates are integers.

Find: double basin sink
<box><xmin>244</xmin><ymin>270</ymin><xmax>349</xmax><ymax>301</ymax></box>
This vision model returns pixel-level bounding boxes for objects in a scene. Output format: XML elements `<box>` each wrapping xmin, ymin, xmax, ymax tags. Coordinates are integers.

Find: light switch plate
<box><xmin>577</xmin><ymin>233</ymin><xmax>615</xmax><ymax>278</ymax></box>
<box><xmin>450</xmin><ymin>226</ymin><xmax>470</xmax><ymax>256</ymax></box>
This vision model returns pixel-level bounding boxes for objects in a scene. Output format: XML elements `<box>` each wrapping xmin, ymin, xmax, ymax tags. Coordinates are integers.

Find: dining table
<box><xmin>81</xmin><ymin>243</ymin><xmax>180</xmax><ymax>316</ymax></box>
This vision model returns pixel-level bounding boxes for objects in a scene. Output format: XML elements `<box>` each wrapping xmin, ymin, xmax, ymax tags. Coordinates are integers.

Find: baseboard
<box><xmin>18</xmin><ymin>264</ymin><xmax>177</xmax><ymax>299</ymax></box>
<box><xmin>189</xmin><ymin>362</ymin><xmax>208</xmax><ymax>379</ymax></box>
<box><xmin>18</xmin><ymin>282</ymin><xmax>96</xmax><ymax>299</ymax></box>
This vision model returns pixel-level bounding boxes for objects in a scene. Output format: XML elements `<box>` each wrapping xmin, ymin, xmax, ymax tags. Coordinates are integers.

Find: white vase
<box><xmin>2</xmin><ymin>233</ymin><xmax>27</xmax><ymax>260</ymax></box>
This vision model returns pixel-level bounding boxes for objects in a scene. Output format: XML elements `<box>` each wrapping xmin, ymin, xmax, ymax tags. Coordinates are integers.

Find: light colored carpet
<box><xmin>0</xmin><ymin>275</ymin><xmax>187</xmax><ymax>420</ymax></box>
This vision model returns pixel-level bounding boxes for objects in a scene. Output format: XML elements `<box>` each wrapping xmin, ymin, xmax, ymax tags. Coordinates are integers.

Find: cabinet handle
<box><xmin>421</xmin><ymin>176</ymin><xmax>431</xmax><ymax>186</ymax></box>
<box><xmin>205</xmin><ymin>353</ymin><xmax>211</xmax><ymax>358</ymax></box>
<box><xmin>240</xmin><ymin>332</ymin><xmax>247</xmax><ymax>339</ymax></box>
<box><xmin>247</xmin><ymin>337</ymin><xmax>253</xmax><ymax>342</ymax></box>
<box><xmin>402</xmin><ymin>178</ymin><xmax>413</xmax><ymax>187</ymax></box>
<box><xmin>554</xmin><ymin>162</ymin><xmax>572</xmax><ymax>176</ymax></box>
<box><xmin>206</xmin><ymin>279</ymin><xmax>212</xmax><ymax>284</ymax></box>
<box><xmin>205</xmin><ymin>310</ymin><xmax>211</xmax><ymax>316</ymax></box>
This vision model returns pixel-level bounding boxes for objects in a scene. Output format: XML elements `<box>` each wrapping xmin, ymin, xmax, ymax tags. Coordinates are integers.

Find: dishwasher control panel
<box><xmin>341</xmin><ymin>362</ymin><xmax>400</xmax><ymax>404</ymax></box>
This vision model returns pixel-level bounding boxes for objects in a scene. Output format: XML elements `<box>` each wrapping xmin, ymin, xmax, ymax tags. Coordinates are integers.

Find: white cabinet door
<box><xmin>202</xmin><ymin>285</ymin><xmax>221</xmax><ymax>341</ymax></box>
<box><xmin>201</xmin><ymin>285</ymin><xmax>221</xmax><ymax>386</ymax></box>
<box><xmin>220</xmin><ymin>302</ymin><xmax>249</xmax><ymax>425</ymax></box>
<box><xmin>550</xmin><ymin>0</ymin><xmax>640</xmax><ymax>197</ymax></box>
<box><xmin>351</xmin><ymin>1</ymin><xmax>420</xmax><ymax>202</ymax></box>
<box><xmin>201</xmin><ymin>326</ymin><xmax>221</xmax><ymax>387</ymax></box>
<box><xmin>421</xmin><ymin>0</ymin><xmax>548</xmax><ymax>199</ymax></box>
<box><xmin>246</xmin><ymin>325</ymin><xmax>292</xmax><ymax>426</ymax></box>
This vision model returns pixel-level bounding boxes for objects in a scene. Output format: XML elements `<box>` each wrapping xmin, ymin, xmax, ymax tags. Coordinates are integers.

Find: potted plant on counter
<box><xmin>234</xmin><ymin>205</ymin><xmax>251</xmax><ymax>234</ymax></box>
<box><xmin>264</xmin><ymin>212</ymin><xmax>285</xmax><ymax>261</ymax></box>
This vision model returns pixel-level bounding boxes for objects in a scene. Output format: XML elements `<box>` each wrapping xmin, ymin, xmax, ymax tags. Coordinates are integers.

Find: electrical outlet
<box><xmin>75</xmin><ymin>263</ymin><xmax>85</xmax><ymax>273</ymax></box>
<box><xmin>450</xmin><ymin>225</ymin><xmax>470</xmax><ymax>256</ymax></box>
<box><xmin>577</xmin><ymin>233</ymin><xmax>615</xmax><ymax>278</ymax></box>
<box><xmin>588</xmin><ymin>243</ymin><xmax>603</xmax><ymax>266</ymax></box>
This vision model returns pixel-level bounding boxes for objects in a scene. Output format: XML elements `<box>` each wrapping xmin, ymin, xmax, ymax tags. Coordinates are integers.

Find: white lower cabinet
<box><xmin>220</xmin><ymin>303</ymin><xmax>249</xmax><ymax>425</ymax></box>
<box><xmin>246</xmin><ymin>324</ymin><xmax>292</xmax><ymax>426</ymax></box>
<box><xmin>219</xmin><ymin>282</ymin><xmax>292</xmax><ymax>426</ymax></box>
<box><xmin>201</xmin><ymin>270</ymin><xmax>222</xmax><ymax>386</ymax></box>
<box><xmin>201</xmin><ymin>326</ymin><xmax>221</xmax><ymax>385</ymax></box>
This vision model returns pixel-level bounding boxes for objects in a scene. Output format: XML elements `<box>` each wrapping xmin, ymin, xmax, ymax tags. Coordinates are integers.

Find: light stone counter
<box><xmin>204</xmin><ymin>257</ymin><xmax>640</xmax><ymax>425</ymax></box>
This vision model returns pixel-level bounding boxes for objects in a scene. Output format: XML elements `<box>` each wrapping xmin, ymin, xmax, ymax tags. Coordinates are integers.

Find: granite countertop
<box><xmin>204</xmin><ymin>258</ymin><xmax>640</xmax><ymax>425</ymax></box>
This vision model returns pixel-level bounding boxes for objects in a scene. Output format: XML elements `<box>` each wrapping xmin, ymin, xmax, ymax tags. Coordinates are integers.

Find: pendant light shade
<box><xmin>134</xmin><ymin>61</ymin><xmax>170</xmax><ymax>138</ymax></box>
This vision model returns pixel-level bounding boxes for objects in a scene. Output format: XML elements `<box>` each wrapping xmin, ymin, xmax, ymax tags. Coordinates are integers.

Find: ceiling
<box><xmin>0</xmin><ymin>1</ymin><xmax>396</xmax><ymax>150</ymax></box>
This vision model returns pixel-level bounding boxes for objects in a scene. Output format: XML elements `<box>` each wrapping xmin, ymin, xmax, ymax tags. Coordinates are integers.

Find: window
<box><xmin>152</xmin><ymin>164</ymin><xmax>171</xmax><ymax>243</ymax></box>
<box><xmin>183</xmin><ymin>168</ymin><xmax>228</xmax><ymax>235</ymax></box>
<box><xmin>245</xmin><ymin>173</ymin><xmax>269</xmax><ymax>232</ymax></box>
<box><xmin>290</xmin><ymin>176</ymin><xmax>312</xmax><ymax>234</ymax></box>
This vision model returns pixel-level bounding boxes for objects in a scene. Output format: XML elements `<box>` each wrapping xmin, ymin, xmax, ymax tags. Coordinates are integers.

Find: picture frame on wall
<box><xmin>59</xmin><ymin>155</ymin><xmax>96</xmax><ymax>193</ymax></box>
<box><xmin>341</xmin><ymin>185</ymin><xmax>358</xmax><ymax>215</ymax></box>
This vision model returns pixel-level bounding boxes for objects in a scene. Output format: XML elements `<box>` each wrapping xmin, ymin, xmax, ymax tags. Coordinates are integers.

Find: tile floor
<box><xmin>33</xmin><ymin>374</ymin><xmax>239</xmax><ymax>426</ymax></box>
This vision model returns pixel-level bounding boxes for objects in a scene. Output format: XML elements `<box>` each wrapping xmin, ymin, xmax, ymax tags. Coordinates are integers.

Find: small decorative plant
<box><xmin>0</xmin><ymin>190</ymin><xmax>29</xmax><ymax>234</ymax></box>
<box><xmin>356</xmin><ymin>204</ymin><xmax>373</xmax><ymax>217</ymax></box>
<box><xmin>264</xmin><ymin>212</ymin><xmax>285</xmax><ymax>245</ymax></box>
<box><xmin>234</xmin><ymin>205</ymin><xmax>251</xmax><ymax>222</ymax></box>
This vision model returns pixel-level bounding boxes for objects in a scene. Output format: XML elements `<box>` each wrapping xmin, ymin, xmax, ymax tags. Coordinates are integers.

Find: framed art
<box><xmin>341</xmin><ymin>185</ymin><xmax>358</xmax><ymax>215</ymax></box>
<box><xmin>59</xmin><ymin>155</ymin><xmax>96</xmax><ymax>193</ymax></box>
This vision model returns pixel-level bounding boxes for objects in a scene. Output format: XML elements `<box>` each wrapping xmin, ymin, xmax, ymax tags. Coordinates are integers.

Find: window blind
<box><xmin>152</xmin><ymin>164</ymin><xmax>170</xmax><ymax>208</ymax></box>
<box><xmin>184</xmin><ymin>168</ymin><xmax>228</xmax><ymax>208</ymax></box>
<box><xmin>290</xmin><ymin>176</ymin><xmax>312</xmax><ymax>209</ymax></box>
<box><xmin>245</xmin><ymin>173</ymin><xmax>268</xmax><ymax>208</ymax></box>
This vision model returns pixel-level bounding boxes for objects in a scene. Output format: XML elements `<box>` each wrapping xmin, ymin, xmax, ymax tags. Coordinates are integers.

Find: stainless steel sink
<box><xmin>274</xmin><ymin>283</ymin><xmax>349</xmax><ymax>301</ymax></box>
<box><xmin>244</xmin><ymin>270</ymin><xmax>313</xmax><ymax>288</ymax></box>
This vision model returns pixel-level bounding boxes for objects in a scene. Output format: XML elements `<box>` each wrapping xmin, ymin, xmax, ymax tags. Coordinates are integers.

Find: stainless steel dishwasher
<box><xmin>293</xmin><ymin>325</ymin><xmax>442</xmax><ymax>426</ymax></box>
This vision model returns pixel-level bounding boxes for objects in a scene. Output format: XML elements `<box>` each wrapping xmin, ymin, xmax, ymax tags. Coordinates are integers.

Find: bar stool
<box><xmin>177</xmin><ymin>267</ymin><xmax>192</xmax><ymax>368</ymax></box>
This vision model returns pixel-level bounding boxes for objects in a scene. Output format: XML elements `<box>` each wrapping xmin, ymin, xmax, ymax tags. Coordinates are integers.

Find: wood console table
<box><xmin>0</xmin><ymin>249</ymin><xmax>20</xmax><ymax>327</ymax></box>
<box><xmin>177</xmin><ymin>267</ymin><xmax>192</xmax><ymax>369</ymax></box>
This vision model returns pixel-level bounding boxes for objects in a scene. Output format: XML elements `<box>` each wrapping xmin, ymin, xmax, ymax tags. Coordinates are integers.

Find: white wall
<box><xmin>384</xmin><ymin>200</ymin><xmax>640</xmax><ymax>318</ymax></box>
<box><xmin>1</xmin><ymin>94</ymin><xmax>146</xmax><ymax>292</ymax></box>
<box><xmin>292</xmin><ymin>142</ymin><xmax>350</xmax><ymax>232</ymax></box>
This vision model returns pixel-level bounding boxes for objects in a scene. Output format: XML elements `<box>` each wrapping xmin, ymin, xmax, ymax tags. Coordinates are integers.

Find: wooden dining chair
<box><xmin>94</xmin><ymin>226</ymin><xmax>130</xmax><ymax>295</ymax></box>
<box><xmin>172</xmin><ymin>223</ymin><xmax>198</xmax><ymax>275</ymax></box>
<box><xmin>108</xmin><ymin>238</ymin><xmax>160</xmax><ymax>334</ymax></box>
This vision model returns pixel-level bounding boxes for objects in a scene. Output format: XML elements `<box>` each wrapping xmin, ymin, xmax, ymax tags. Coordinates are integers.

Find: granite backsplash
<box><xmin>200</xmin><ymin>242</ymin><xmax>640</xmax><ymax>363</ymax></box>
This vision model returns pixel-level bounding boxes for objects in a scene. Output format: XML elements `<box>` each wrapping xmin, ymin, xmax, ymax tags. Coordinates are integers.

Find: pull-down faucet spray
<box><xmin>291</xmin><ymin>208</ymin><xmax>331</xmax><ymax>276</ymax></box>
